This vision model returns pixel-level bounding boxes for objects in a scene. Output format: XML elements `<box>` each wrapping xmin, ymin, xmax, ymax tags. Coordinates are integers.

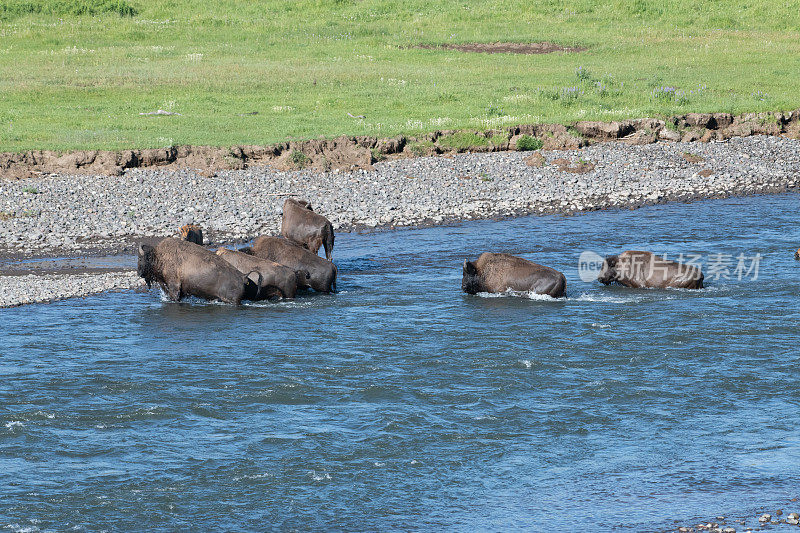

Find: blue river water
<box><xmin>2</xmin><ymin>193</ymin><xmax>799</xmax><ymax>531</ymax></box>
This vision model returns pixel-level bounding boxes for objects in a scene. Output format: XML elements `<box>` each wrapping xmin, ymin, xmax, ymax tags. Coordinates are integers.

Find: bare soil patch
<box><xmin>416</xmin><ymin>42</ymin><xmax>585</xmax><ymax>54</ymax></box>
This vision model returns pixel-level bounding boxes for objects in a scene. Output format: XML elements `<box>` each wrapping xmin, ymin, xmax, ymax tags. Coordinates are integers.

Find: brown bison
<box><xmin>462</xmin><ymin>253</ymin><xmax>566</xmax><ymax>298</ymax></box>
<box><xmin>281</xmin><ymin>198</ymin><xmax>334</xmax><ymax>260</ymax></box>
<box><xmin>179</xmin><ymin>224</ymin><xmax>203</xmax><ymax>245</ymax></box>
<box><xmin>597</xmin><ymin>250</ymin><xmax>703</xmax><ymax>289</ymax></box>
<box><xmin>216</xmin><ymin>248</ymin><xmax>310</xmax><ymax>299</ymax></box>
<box><xmin>795</xmin><ymin>248</ymin><xmax>799</xmax><ymax>260</ymax></box>
<box><xmin>137</xmin><ymin>238</ymin><xmax>262</xmax><ymax>304</ymax></box>
<box><xmin>244</xmin><ymin>236</ymin><xmax>337</xmax><ymax>293</ymax></box>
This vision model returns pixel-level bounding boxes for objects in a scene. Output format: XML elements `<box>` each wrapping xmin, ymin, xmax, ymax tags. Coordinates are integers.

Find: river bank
<box><xmin>1</xmin><ymin>134</ymin><xmax>798</xmax><ymax>307</ymax></box>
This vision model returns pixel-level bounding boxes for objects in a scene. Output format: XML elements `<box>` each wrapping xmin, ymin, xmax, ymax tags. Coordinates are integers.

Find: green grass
<box><xmin>1</xmin><ymin>0</ymin><xmax>799</xmax><ymax>152</ymax></box>
<box><xmin>437</xmin><ymin>131</ymin><xmax>489</xmax><ymax>150</ymax></box>
<box><xmin>407</xmin><ymin>140</ymin><xmax>435</xmax><ymax>156</ymax></box>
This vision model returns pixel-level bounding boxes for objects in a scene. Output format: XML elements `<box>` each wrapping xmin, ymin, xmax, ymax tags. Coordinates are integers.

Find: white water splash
<box><xmin>475</xmin><ymin>289</ymin><xmax>561</xmax><ymax>301</ymax></box>
<box><xmin>574</xmin><ymin>292</ymin><xmax>645</xmax><ymax>304</ymax></box>
<box><xmin>309</xmin><ymin>470</ymin><xmax>331</xmax><ymax>482</ymax></box>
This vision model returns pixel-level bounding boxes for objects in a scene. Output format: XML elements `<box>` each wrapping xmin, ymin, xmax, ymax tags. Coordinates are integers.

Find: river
<box><xmin>2</xmin><ymin>193</ymin><xmax>799</xmax><ymax>531</ymax></box>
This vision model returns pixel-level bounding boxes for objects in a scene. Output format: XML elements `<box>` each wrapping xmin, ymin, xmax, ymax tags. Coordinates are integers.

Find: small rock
<box><xmin>758</xmin><ymin>514</ymin><xmax>771</xmax><ymax>523</ymax></box>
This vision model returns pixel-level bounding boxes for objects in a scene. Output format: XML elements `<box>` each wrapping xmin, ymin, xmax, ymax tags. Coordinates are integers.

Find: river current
<box><xmin>2</xmin><ymin>193</ymin><xmax>799</xmax><ymax>531</ymax></box>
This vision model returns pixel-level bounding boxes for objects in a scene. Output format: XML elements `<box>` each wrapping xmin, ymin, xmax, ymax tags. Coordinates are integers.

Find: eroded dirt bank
<box><xmin>1</xmin><ymin>110</ymin><xmax>799</xmax><ymax>179</ymax></box>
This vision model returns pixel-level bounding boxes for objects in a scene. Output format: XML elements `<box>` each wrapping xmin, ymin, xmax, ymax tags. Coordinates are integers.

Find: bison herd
<box><xmin>137</xmin><ymin>198</ymin><xmax>712</xmax><ymax>305</ymax></box>
<box><xmin>138</xmin><ymin>199</ymin><xmax>336</xmax><ymax>305</ymax></box>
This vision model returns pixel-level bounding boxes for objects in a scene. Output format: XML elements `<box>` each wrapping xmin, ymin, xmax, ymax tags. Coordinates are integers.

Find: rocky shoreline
<box><xmin>1</xmin><ymin>134</ymin><xmax>799</xmax><ymax>307</ymax></box>
<box><xmin>670</xmin><ymin>505</ymin><xmax>800</xmax><ymax>532</ymax></box>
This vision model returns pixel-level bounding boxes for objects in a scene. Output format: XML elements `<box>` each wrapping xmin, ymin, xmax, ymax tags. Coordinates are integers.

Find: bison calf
<box><xmin>138</xmin><ymin>238</ymin><xmax>262</xmax><ymax>304</ymax></box>
<box><xmin>179</xmin><ymin>224</ymin><xmax>203</xmax><ymax>245</ymax></box>
<box><xmin>462</xmin><ymin>253</ymin><xmax>566</xmax><ymax>298</ymax></box>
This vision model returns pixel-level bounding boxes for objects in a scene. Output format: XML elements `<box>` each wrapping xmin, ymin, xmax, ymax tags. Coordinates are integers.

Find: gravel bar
<box><xmin>1</xmin><ymin>135</ymin><xmax>798</xmax><ymax>306</ymax></box>
<box><xmin>0</xmin><ymin>271</ymin><xmax>141</xmax><ymax>308</ymax></box>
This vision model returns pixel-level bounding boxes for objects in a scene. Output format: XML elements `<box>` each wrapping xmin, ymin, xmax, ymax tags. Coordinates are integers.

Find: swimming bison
<box><xmin>216</xmin><ymin>248</ymin><xmax>310</xmax><ymax>299</ymax></box>
<box><xmin>281</xmin><ymin>198</ymin><xmax>334</xmax><ymax>260</ymax></box>
<box><xmin>245</xmin><ymin>236</ymin><xmax>337</xmax><ymax>293</ymax></box>
<box><xmin>137</xmin><ymin>238</ymin><xmax>262</xmax><ymax>304</ymax></box>
<box><xmin>597</xmin><ymin>250</ymin><xmax>703</xmax><ymax>289</ymax></box>
<box><xmin>462</xmin><ymin>253</ymin><xmax>566</xmax><ymax>298</ymax></box>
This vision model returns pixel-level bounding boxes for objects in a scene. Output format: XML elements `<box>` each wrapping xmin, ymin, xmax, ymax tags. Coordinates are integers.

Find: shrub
<box><xmin>289</xmin><ymin>150</ymin><xmax>310</xmax><ymax>168</ymax></box>
<box><xmin>516</xmin><ymin>135</ymin><xmax>542</xmax><ymax>151</ymax></box>
<box><xmin>370</xmin><ymin>147</ymin><xmax>386</xmax><ymax>162</ymax></box>
<box><xmin>0</xmin><ymin>0</ymin><xmax>137</xmax><ymax>20</ymax></box>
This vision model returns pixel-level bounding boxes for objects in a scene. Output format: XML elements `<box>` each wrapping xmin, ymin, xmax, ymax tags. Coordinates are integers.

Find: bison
<box><xmin>597</xmin><ymin>250</ymin><xmax>703</xmax><ymax>289</ymax></box>
<box><xmin>216</xmin><ymin>248</ymin><xmax>309</xmax><ymax>299</ymax></box>
<box><xmin>137</xmin><ymin>238</ymin><xmax>262</xmax><ymax>304</ymax></box>
<box><xmin>179</xmin><ymin>223</ymin><xmax>203</xmax><ymax>245</ymax></box>
<box><xmin>245</xmin><ymin>236</ymin><xmax>337</xmax><ymax>293</ymax></box>
<box><xmin>462</xmin><ymin>253</ymin><xmax>566</xmax><ymax>298</ymax></box>
<box><xmin>281</xmin><ymin>198</ymin><xmax>334</xmax><ymax>260</ymax></box>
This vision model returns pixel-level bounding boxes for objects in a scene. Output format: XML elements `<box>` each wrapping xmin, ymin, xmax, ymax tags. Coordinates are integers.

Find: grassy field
<box><xmin>1</xmin><ymin>0</ymin><xmax>799</xmax><ymax>152</ymax></box>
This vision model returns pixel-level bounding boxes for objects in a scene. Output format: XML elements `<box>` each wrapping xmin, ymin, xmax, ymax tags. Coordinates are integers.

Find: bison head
<box><xmin>596</xmin><ymin>255</ymin><xmax>619</xmax><ymax>285</ymax></box>
<box><xmin>137</xmin><ymin>244</ymin><xmax>157</xmax><ymax>288</ymax></box>
<box><xmin>295</xmin><ymin>269</ymin><xmax>311</xmax><ymax>289</ymax></box>
<box><xmin>461</xmin><ymin>260</ymin><xmax>482</xmax><ymax>294</ymax></box>
<box><xmin>795</xmin><ymin>248</ymin><xmax>799</xmax><ymax>261</ymax></box>
<box><xmin>243</xmin><ymin>270</ymin><xmax>263</xmax><ymax>301</ymax></box>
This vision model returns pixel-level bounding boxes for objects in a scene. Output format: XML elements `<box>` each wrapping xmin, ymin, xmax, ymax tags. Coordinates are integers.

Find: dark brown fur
<box><xmin>281</xmin><ymin>198</ymin><xmax>335</xmax><ymax>260</ymax></box>
<box><xmin>462</xmin><ymin>252</ymin><xmax>566</xmax><ymax>297</ymax></box>
<box><xmin>137</xmin><ymin>238</ymin><xmax>261</xmax><ymax>304</ymax></box>
<box><xmin>597</xmin><ymin>250</ymin><xmax>703</xmax><ymax>289</ymax></box>
<box><xmin>216</xmin><ymin>248</ymin><xmax>309</xmax><ymax>299</ymax></box>
<box><xmin>179</xmin><ymin>224</ymin><xmax>203</xmax><ymax>245</ymax></box>
<box><xmin>248</xmin><ymin>236</ymin><xmax>337</xmax><ymax>293</ymax></box>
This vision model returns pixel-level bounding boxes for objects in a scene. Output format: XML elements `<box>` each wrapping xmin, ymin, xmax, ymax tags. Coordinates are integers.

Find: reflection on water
<box><xmin>2</xmin><ymin>194</ymin><xmax>800</xmax><ymax>531</ymax></box>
